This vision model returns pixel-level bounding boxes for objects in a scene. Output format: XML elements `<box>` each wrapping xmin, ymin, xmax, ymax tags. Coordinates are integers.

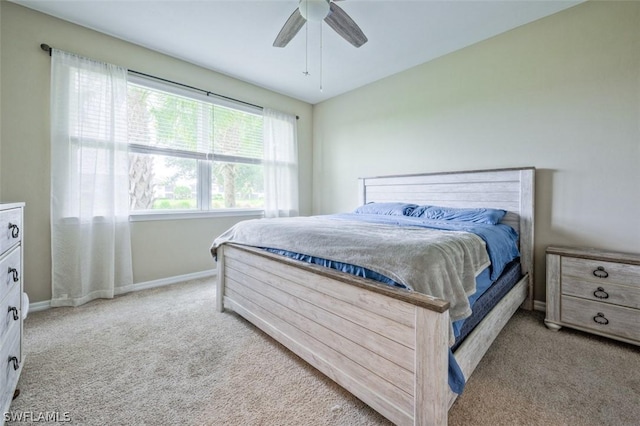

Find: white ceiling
<box><xmin>11</xmin><ymin>0</ymin><xmax>582</xmax><ymax>104</ymax></box>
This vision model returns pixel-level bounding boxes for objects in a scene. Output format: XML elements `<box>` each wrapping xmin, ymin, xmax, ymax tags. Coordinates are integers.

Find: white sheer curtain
<box><xmin>263</xmin><ymin>108</ymin><xmax>299</xmax><ymax>218</ymax></box>
<box><xmin>50</xmin><ymin>49</ymin><xmax>133</xmax><ymax>307</ymax></box>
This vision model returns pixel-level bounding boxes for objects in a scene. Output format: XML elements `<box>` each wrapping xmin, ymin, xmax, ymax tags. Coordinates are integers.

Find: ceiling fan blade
<box><xmin>273</xmin><ymin>8</ymin><xmax>307</xmax><ymax>48</ymax></box>
<box><xmin>324</xmin><ymin>2</ymin><xmax>368</xmax><ymax>48</ymax></box>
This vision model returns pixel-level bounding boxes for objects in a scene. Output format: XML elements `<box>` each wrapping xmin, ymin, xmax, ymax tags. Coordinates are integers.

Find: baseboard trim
<box><xmin>117</xmin><ymin>269</ymin><xmax>217</xmax><ymax>294</ymax></box>
<box><xmin>31</xmin><ymin>269</ymin><xmax>542</xmax><ymax>315</ymax></box>
<box><xmin>29</xmin><ymin>269</ymin><xmax>217</xmax><ymax>313</ymax></box>
<box><xmin>29</xmin><ymin>300</ymin><xmax>52</xmax><ymax>313</ymax></box>
<box><xmin>533</xmin><ymin>300</ymin><xmax>546</xmax><ymax>312</ymax></box>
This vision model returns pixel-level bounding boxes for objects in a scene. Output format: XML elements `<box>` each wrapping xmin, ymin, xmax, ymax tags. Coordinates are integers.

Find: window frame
<box><xmin>126</xmin><ymin>74</ymin><xmax>265</xmax><ymax>221</ymax></box>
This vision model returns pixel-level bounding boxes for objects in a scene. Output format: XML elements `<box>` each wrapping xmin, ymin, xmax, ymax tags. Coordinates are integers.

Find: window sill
<box><xmin>129</xmin><ymin>209</ymin><xmax>264</xmax><ymax>222</ymax></box>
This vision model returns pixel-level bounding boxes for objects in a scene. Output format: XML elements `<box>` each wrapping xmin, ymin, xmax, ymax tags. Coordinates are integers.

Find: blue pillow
<box><xmin>408</xmin><ymin>205</ymin><xmax>506</xmax><ymax>225</ymax></box>
<box><xmin>354</xmin><ymin>202</ymin><xmax>418</xmax><ymax>216</ymax></box>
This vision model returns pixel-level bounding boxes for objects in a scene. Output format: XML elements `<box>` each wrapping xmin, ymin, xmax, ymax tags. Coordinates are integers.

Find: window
<box><xmin>127</xmin><ymin>76</ymin><xmax>264</xmax><ymax>214</ymax></box>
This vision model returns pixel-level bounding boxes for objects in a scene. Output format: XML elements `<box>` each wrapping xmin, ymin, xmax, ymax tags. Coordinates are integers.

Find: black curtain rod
<box><xmin>40</xmin><ymin>43</ymin><xmax>299</xmax><ymax>119</ymax></box>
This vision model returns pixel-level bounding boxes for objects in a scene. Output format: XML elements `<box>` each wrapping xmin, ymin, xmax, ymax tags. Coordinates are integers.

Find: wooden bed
<box><xmin>215</xmin><ymin>167</ymin><xmax>535</xmax><ymax>425</ymax></box>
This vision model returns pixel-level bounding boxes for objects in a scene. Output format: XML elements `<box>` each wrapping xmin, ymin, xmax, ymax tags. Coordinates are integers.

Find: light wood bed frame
<box><xmin>216</xmin><ymin>167</ymin><xmax>535</xmax><ymax>425</ymax></box>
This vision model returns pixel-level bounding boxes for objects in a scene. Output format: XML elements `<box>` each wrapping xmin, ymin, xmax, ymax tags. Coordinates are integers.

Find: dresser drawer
<box><xmin>561</xmin><ymin>295</ymin><xmax>640</xmax><ymax>342</ymax></box>
<box><xmin>0</xmin><ymin>208</ymin><xmax>22</xmax><ymax>256</ymax></box>
<box><xmin>562</xmin><ymin>276</ymin><xmax>640</xmax><ymax>310</ymax></box>
<box><xmin>561</xmin><ymin>257</ymin><xmax>640</xmax><ymax>288</ymax></box>
<box><xmin>0</xmin><ymin>324</ymin><xmax>21</xmax><ymax>412</ymax></box>
<box><xmin>0</xmin><ymin>286</ymin><xmax>21</xmax><ymax>346</ymax></box>
<box><xmin>0</xmin><ymin>246</ymin><xmax>21</xmax><ymax>302</ymax></box>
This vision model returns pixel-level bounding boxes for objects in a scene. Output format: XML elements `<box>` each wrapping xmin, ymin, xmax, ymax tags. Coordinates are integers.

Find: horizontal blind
<box><xmin>213</xmin><ymin>105</ymin><xmax>263</xmax><ymax>160</ymax></box>
<box><xmin>128</xmin><ymin>82</ymin><xmax>263</xmax><ymax>160</ymax></box>
<box><xmin>68</xmin><ymin>67</ymin><xmax>126</xmax><ymax>143</ymax></box>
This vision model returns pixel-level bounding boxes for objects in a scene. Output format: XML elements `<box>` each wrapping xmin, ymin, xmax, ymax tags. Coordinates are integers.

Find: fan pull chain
<box><xmin>303</xmin><ymin>6</ymin><xmax>309</xmax><ymax>77</ymax></box>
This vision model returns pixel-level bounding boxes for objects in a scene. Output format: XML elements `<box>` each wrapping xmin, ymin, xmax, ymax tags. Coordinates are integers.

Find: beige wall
<box><xmin>312</xmin><ymin>1</ymin><xmax>640</xmax><ymax>302</ymax></box>
<box><xmin>0</xmin><ymin>2</ymin><xmax>313</xmax><ymax>302</ymax></box>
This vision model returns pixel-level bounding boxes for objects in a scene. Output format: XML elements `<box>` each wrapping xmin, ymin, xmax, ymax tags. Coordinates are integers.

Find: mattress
<box><xmin>451</xmin><ymin>258</ymin><xmax>522</xmax><ymax>351</ymax></box>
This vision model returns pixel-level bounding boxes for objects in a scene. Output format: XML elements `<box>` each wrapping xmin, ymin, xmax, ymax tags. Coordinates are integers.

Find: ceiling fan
<box><xmin>273</xmin><ymin>0</ymin><xmax>368</xmax><ymax>48</ymax></box>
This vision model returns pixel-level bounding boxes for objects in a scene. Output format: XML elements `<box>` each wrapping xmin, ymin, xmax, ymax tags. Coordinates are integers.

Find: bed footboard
<box><xmin>217</xmin><ymin>244</ymin><xmax>451</xmax><ymax>426</ymax></box>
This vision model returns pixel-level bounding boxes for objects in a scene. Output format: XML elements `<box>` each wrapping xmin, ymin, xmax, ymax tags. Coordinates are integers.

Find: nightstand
<box><xmin>545</xmin><ymin>246</ymin><xmax>640</xmax><ymax>345</ymax></box>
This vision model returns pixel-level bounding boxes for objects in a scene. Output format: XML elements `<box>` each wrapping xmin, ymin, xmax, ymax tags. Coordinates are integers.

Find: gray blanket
<box><xmin>212</xmin><ymin>216</ymin><xmax>490</xmax><ymax>342</ymax></box>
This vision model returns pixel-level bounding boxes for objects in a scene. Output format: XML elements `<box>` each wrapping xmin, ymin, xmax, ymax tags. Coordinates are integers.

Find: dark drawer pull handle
<box><xmin>8</xmin><ymin>356</ymin><xmax>19</xmax><ymax>371</ymax></box>
<box><xmin>7</xmin><ymin>267</ymin><xmax>19</xmax><ymax>283</ymax></box>
<box><xmin>8</xmin><ymin>306</ymin><xmax>19</xmax><ymax>321</ymax></box>
<box><xmin>593</xmin><ymin>287</ymin><xmax>609</xmax><ymax>299</ymax></box>
<box><xmin>593</xmin><ymin>266</ymin><xmax>609</xmax><ymax>279</ymax></box>
<box><xmin>593</xmin><ymin>312</ymin><xmax>609</xmax><ymax>325</ymax></box>
<box><xmin>8</xmin><ymin>223</ymin><xmax>19</xmax><ymax>239</ymax></box>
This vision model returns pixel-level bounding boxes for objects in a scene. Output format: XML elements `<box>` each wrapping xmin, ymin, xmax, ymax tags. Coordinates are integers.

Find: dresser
<box><xmin>0</xmin><ymin>203</ymin><xmax>24</xmax><ymax>416</ymax></box>
<box><xmin>545</xmin><ymin>246</ymin><xmax>640</xmax><ymax>345</ymax></box>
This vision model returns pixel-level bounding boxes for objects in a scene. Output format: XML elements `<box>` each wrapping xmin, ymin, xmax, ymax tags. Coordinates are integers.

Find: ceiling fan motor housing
<box><xmin>299</xmin><ymin>0</ymin><xmax>331</xmax><ymax>22</ymax></box>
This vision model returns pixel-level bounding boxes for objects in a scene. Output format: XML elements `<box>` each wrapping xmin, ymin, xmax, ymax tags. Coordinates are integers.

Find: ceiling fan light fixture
<box><xmin>273</xmin><ymin>0</ymin><xmax>367</xmax><ymax>49</ymax></box>
<box><xmin>299</xmin><ymin>0</ymin><xmax>330</xmax><ymax>22</ymax></box>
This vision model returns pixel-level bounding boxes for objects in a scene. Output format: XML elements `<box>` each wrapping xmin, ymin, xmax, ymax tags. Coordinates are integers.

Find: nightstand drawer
<box><xmin>562</xmin><ymin>276</ymin><xmax>640</xmax><ymax>310</ymax></box>
<box><xmin>561</xmin><ymin>295</ymin><xmax>640</xmax><ymax>342</ymax></box>
<box><xmin>561</xmin><ymin>257</ymin><xmax>640</xmax><ymax>288</ymax></box>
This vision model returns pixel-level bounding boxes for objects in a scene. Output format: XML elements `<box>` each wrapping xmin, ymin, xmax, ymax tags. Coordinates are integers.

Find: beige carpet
<box><xmin>8</xmin><ymin>278</ymin><xmax>639</xmax><ymax>425</ymax></box>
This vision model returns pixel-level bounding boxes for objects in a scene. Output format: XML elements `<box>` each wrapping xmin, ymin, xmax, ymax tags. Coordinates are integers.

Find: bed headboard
<box><xmin>359</xmin><ymin>167</ymin><xmax>535</xmax><ymax>308</ymax></box>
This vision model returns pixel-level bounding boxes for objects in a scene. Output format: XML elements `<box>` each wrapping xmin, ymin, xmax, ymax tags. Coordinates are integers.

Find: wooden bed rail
<box><xmin>217</xmin><ymin>243</ymin><xmax>450</xmax><ymax>313</ymax></box>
